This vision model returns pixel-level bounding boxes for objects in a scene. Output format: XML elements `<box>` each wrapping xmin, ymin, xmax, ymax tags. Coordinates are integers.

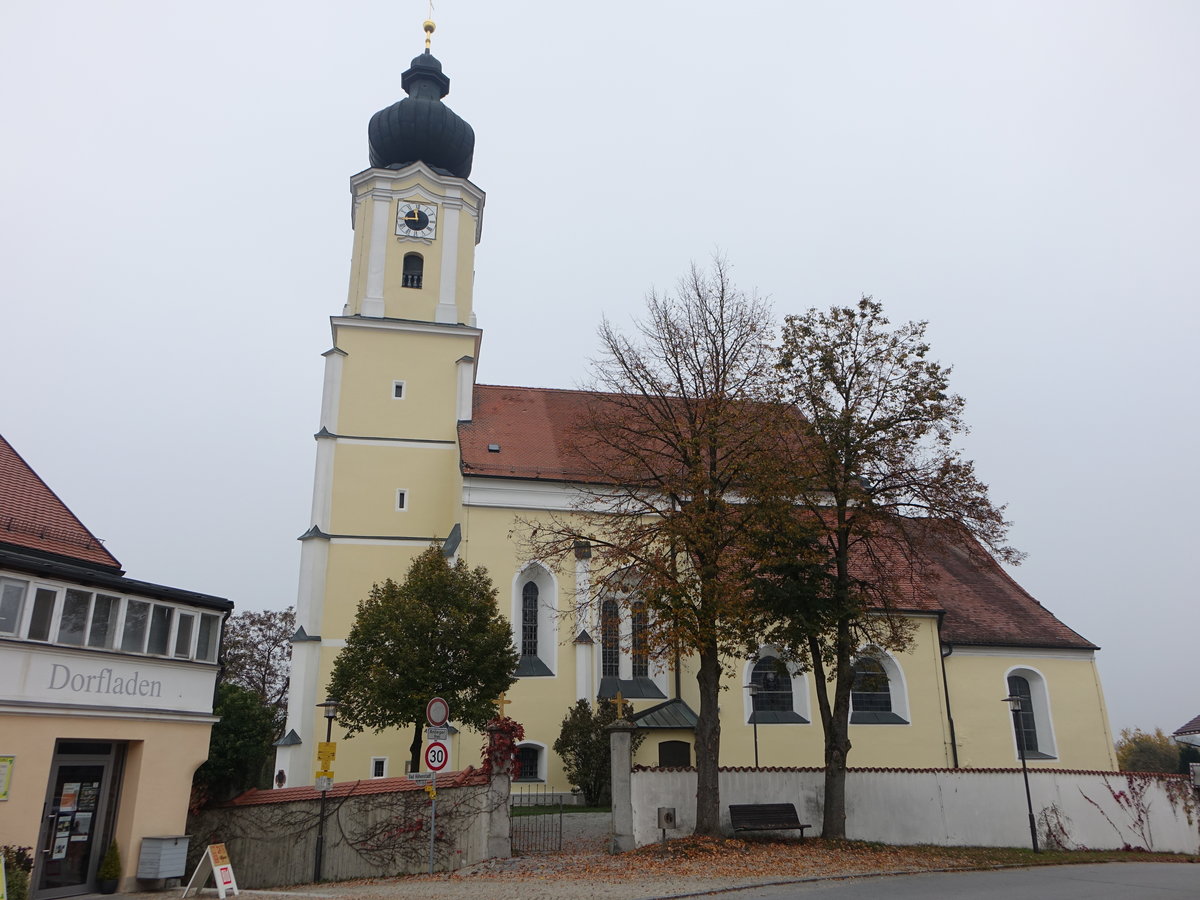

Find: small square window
<box><xmin>392</xmin><ymin>381</ymin><xmax>405</xmax><ymax>400</ymax></box>
<box><xmin>396</xmin><ymin>489</ymin><xmax>408</xmax><ymax>511</ymax></box>
<box><xmin>371</xmin><ymin>757</ymin><xmax>388</xmax><ymax>779</ymax></box>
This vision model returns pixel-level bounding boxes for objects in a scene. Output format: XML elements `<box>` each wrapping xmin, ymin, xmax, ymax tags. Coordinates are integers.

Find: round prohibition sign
<box><xmin>426</xmin><ymin>696</ymin><xmax>449</xmax><ymax>727</ymax></box>
<box><xmin>425</xmin><ymin>740</ymin><xmax>448</xmax><ymax>772</ymax></box>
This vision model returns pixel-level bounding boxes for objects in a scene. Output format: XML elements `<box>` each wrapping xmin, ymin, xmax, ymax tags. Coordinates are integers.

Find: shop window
<box><xmin>0</xmin><ymin>577</ymin><xmax>27</xmax><ymax>635</ymax></box>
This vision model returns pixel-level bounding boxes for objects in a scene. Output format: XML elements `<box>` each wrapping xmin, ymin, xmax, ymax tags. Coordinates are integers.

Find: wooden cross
<box><xmin>493</xmin><ymin>692</ymin><xmax>512</xmax><ymax>718</ymax></box>
<box><xmin>609</xmin><ymin>690</ymin><xmax>632</xmax><ymax>720</ymax></box>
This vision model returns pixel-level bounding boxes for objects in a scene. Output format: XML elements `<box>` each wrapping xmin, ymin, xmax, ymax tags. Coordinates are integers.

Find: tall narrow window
<box><xmin>751</xmin><ymin>656</ymin><xmax>793</xmax><ymax>712</ymax></box>
<box><xmin>601</xmin><ymin>598</ymin><xmax>619</xmax><ymax>678</ymax></box>
<box><xmin>196</xmin><ymin>613</ymin><xmax>220</xmax><ymax>662</ymax></box>
<box><xmin>57</xmin><ymin>589</ymin><xmax>91</xmax><ymax>646</ymax></box>
<box><xmin>631</xmin><ymin>601</ymin><xmax>649</xmax><ymax>678</ymax></box>
<box><xmin>851</xmin><ymin>657</ymin><xmax>891</xmax><ymax>712</ymax></box>
<box><xmin>28</xmin><ymin>588</ymin><xmax>56</xmax><ymax>641</ymax></box>
<box><xmin>515</xmin><ymin>745</ymin><xmax>541</xmax><ymax>782</ymax></box>
<box><xmin>402</xmin><ymin>252</ymin><xmax>424</xmax><ymax>289</ymax></box>
<box><xmin>521</xmin><ymin>582</ymin><xmax>539</xmax><ymax>658</ymax></box>
<box><xmin>0</xmin><ymin>578</ymin><xmax>26</xmax><ymax>635</ymax></box>
<box><xmin>121</xmin><ymin>600</ymin><xmax>150</xmax><ymax>652</ymax></box>
<box><xmin>1007</xmin><ymin>674</ymin><xmax>1039</xmax><ymax>755</ymax></box>
<box><xmin>88</xmin><ymin>594</ymin><xmax>118</xmax><ymax>649</ymax></box>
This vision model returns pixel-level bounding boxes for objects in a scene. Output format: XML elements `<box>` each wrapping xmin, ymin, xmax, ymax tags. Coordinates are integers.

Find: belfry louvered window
<box><xmin>521</xmin><ymin>582</ymin><xmax>538</xmax><ymax>658</ymax></box>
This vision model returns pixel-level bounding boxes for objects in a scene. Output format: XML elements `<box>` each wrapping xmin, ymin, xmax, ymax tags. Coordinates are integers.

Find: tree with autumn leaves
<box><xmin>523</xmin><ymin>262</ymin><xmax>1014</xmax><ymax>839</ymax></box>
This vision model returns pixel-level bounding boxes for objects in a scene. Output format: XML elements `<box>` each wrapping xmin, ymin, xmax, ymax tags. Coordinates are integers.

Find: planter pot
<box><xmin>97</xmin><ymin>877</ymin><xmax>119</xmax><ymax>895</ymax></box>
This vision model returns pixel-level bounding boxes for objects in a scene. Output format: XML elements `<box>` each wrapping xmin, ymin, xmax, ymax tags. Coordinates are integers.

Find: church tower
<box><xmin>275</xmin><ymin>23</ymin><xmax>483</xmax><ymax>785</ymax></box>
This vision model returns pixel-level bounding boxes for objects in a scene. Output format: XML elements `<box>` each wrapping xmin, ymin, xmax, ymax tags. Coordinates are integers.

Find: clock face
<box><xmin>396</xmin><ymin>202</ymin><xmax>437</xmax><ymax>239</ymax></box>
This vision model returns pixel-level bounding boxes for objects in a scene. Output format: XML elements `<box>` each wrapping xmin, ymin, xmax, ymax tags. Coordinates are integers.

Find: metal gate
<box><xmin>510</xmin><ymin>784</ymin><xmax>563</xmax><ymax>854</ymax></box>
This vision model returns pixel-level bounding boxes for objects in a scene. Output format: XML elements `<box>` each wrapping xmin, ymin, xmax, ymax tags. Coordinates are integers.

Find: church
<box><xmin>274</xmin><ymin>26</ymin><xmax>1117</xmax><ymax>793</ymax></box>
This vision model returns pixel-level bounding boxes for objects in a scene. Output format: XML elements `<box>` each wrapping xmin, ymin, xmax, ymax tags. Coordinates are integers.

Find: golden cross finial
<box><xmin>493</xmin><ymin>692</ymin><xmax>512</xmax><ymax>717</ymax></box>
<box><xmin>610</xmin><ymin>691</ymin><xmax>632</xmax><ymax>720</ymax></box>
<box><xmin>423</xmin><ymin>7</ymin><xmax>436</xmax><ymax>50</ymax></box>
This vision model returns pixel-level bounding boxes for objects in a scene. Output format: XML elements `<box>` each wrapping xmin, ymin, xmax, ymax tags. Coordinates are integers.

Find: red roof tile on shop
<box><xmin>0</xmin><ymin>434</ymin><xmax>121</xmax><ymax>570</ymax></box>
<box><xmin>458</xmin><ymin>387</ymin><xmax>1093</xmax><ymax>651</ymax></box>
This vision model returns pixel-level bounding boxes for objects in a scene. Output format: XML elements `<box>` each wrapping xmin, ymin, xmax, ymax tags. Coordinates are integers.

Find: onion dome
<box><xmin>367</xmin><ymin>49</ymin><xmax>475</xmax><ymax>178</ymax></box>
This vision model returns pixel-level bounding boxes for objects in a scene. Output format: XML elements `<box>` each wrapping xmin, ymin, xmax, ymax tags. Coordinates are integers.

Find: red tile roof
<box><xmin>1174</xmin><ymin>714</ymin><xmax>1200</xmax><ymax>737</ymax></box>
<box><xmin>226</xmin><ymin>769</ymin><xmax>488</xmax><ymax>806</ymax></box>
<box><xmin>459</xmin><ymin>385</ymin><xmax>1095</xmax><ymax>651</ymax></box>
<box><xmin>0</xmin><ymin>434</ymin><xmax>121</xmax><ymax>570</ymax></box>
<box><xmin>460</xmin><ymin>384</ymin><xmax>609</xmax><ymax>482</ymax></box>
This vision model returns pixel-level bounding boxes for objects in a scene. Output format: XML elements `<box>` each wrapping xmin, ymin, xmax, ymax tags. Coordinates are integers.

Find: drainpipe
<box><xmin>938</xmin><ymin>618</ymin><xmax>960</xmax><ymax>768</ymax></box>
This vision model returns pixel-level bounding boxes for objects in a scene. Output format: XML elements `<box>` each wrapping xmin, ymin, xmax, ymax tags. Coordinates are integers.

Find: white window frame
<box><xmin>742</xmin><ymin>648</ymin><xmax>810</xmax><ymax>725</ymax></box>
<box><xmin>512</xmin><ymin>562</ymin><xmax>557</xmax><ymax>676</ymax></box>
<box><xmin>391</xmin><ymin>380</ymin><xmax>406</xmax><ymax>400</ymax></box>
<box><xmin>514</xmin><ymin>741</ymin><xmax>547</xmax><ymax>783</ymax></box>
<box><xmin>849</xmin><ymin>646</ymin><xmax>911</xmax><ymax>724</ymax></box>
<box><xmin>370</xmin><ymin>757</ymin><xmax>389</xmax><ymax>779</ymax></box>
<box><xmin>396</xmin><ymin>489</ymin><xmax>408</xmax><ymax>511</ymax></box>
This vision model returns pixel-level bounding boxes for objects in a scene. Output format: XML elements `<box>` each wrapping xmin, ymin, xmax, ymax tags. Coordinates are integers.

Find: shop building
<box><xmin>0</xmin><ymin>434</ymin><xmax>231</xmax><ymax>897</ymax></box>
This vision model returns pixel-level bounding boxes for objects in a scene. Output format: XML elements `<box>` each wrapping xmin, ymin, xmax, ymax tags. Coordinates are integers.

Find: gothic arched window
<box><xmin>601</xmin><ymin>598</ymin><xmax>620</xmax><ymax>678</ymax></box>
<box><xmin>521</xmin><ymin>581</ymin><xmax>538</xmax><ymax>659</ymax></box>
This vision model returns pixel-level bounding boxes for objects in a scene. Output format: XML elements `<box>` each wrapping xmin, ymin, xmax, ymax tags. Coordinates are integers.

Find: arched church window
<box><xmin>851</xmin><ymin>657</ymin><xmax>891</xmax><ymax>712</ymax></box>
<box><xmin>631</xmin><ymin>601</ymin><xmax>648</xmax><ymax>678</ymax></box>
<box><xmin>1007</xmin><ymin>674</ymin><xmax>1039</xmax><ymax>755</ymax></box>
<box><xmin>751</xmin><ymin>656</ymin><xmax>793</xmax><ymax>713</ymax></box>
<box><xmin>601</xmin><ymin>598</ymin><xmax>619</xmax><ymax>678</ymax></box>
<box><xmin>521</xmin><ymin>582</ymin><xmax>538</xmax><ymax>658</ymax></box>
<box><xmin>402</xmin><ymin>252</ymin><xmax>424</xmax><ymax>289</ymax></box>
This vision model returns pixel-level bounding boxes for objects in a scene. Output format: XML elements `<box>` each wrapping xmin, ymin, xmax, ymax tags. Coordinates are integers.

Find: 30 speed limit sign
<box><xmin>424</xmin><ymin>741</ymin><xmax>448</xmax><ymax>771</ymax></box>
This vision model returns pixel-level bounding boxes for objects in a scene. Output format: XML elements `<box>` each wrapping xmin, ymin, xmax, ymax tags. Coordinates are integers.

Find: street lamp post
<box><xmin>314</xmin><ymin>697</ymin><xmax>340</xmax><ymax>882</ymax></box>
<box><xmin>1003</xmin><ymin>694</ymin><xmax>1039</xmax><ymax>853</ymax></box>
<box><xmin>744</xmin><ymin>683</ymin><xmax>760</xmax><ymax>767</ymax></box>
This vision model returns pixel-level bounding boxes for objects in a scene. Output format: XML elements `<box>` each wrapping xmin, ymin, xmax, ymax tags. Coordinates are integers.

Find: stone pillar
<box><xmin>486</xmin><ymin>772</ymin><xmax>512</xmax><ymax>860</ymax></box>
<box><xmin>607</xmin><ymin>718</ymin><xmax>637</xmax><ymax>853</ymax></box>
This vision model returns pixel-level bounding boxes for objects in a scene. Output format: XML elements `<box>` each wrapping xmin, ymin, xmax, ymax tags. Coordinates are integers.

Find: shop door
<box><xmin>34</xmin><ymin>743</ymin><xmax>118</xmax><ymax>900</ymax></box>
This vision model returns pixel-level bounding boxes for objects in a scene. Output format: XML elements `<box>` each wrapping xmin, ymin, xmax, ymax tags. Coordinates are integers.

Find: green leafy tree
<box><xmin>1116</xmin><ymin>727</ymin><xmax>1181</xmax><ymax>773</ymax></box>
<box><xmin>759</xmin><ymin>297</ymin><xmax>1017</xmax><ymax>839</ymax></box>
<box><xmin>520</xmin><ymin>259</ymin><xmax>783</xmax><ymax>835</ymax></box>
<box><xmin>192</xmin><ymin>683</ymin><xmax>278</xmax><ymax>803</ymax></box>
<box><xmin>554</xmin><ymin>700</ymin><xmax>647</xmax><ymax>805</ymax></box>
<box><xmin>1178</xmin><ymin>742</ymin><xmax>1200</xmax><ymax>775</ymax></box>
<box><xmin>328</xmin><ymin>545</ymin><xmax>519</xmax><ymax>773</ymax></box>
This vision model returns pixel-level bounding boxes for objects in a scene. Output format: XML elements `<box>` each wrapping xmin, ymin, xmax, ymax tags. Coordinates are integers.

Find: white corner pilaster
<box><xmin>456</xmin><ymin>355</ymin><xmax>475</xmax><ymax>421</ymax></box>
<box><xmin>575</xmin><ymin>640</ymin><xmax>592</xmax><ymax>702</ymax></box>
<box><xmin>435</xmin><ymin>201</ymin><xmax>462</xmax><ymax>324</ymax></box>
<box><xmin>362</xmin><ymin>193</ymin><xmax>391</xmax><ymax>317</ymax></box>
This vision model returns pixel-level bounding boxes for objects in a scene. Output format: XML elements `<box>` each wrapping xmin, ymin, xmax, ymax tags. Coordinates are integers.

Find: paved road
<box><xmin>725</xmin><ymin>863</ymin><xmax>1199</xmax><ymax>900</ymax></box>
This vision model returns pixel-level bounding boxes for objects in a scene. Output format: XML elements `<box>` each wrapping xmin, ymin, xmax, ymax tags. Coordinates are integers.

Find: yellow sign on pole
<box><xmin>316</xmin><ymin>742</ymin><xmax>336</xmax><ymax>763</ymax></box>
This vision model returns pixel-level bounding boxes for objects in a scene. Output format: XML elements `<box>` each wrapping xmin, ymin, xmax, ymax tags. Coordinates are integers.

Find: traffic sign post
<box><xmin>426</xmin><ymin>697</ymin><xmax>449</xmax><ymax>727</ymax></box>
<box><xmin>424</xmin><ymin>741</ymin><xmax>448</xmax><ymax>772</ymax></box>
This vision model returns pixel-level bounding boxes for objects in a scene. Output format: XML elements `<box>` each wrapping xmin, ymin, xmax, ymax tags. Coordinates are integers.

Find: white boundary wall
<box><xmin>632</xmin><ymin>768</ymin><xmax>1199</xmax><ymax>854</ymax></box>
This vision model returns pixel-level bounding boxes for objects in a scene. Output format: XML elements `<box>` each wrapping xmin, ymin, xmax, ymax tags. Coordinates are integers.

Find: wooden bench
<box><xmin>728</xmin><ymin>803</ymin><xmax>812</xmax><ymax>839</ymax></box>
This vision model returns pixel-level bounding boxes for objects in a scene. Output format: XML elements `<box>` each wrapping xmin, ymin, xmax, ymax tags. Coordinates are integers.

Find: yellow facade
<box><xmin>277</xmin><ymin>132</ymin><xmax>1116</xmax><ymax>795</ymax></box>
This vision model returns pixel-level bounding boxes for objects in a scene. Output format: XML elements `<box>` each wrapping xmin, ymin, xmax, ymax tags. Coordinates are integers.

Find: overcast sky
<box><xmin>2</xmin><ymin>2</ymin><xmax>1196</xmax><ymax>741</ymax></box>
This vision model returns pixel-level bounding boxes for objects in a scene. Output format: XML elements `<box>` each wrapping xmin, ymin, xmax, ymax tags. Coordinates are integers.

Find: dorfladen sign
<box><xmin>0</xmin><ymin>645</ymin><xmax>217</xmax><ymax>715</ymax></box>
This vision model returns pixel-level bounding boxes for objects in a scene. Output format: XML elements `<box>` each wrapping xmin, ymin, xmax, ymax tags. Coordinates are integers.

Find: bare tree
<box><xmin>520</xmin><ymin>259</ymin><xmax>783</xmax><ymax>835</ymax></box>
<box><xmin>757</xmin><ymin>297</ymin><xmax>1019</xmax><ymax>838</ymax></box>
<box><xmin>221</xmin><ymin>606</ymin><xmax>296</xmax><ymax>734</ymax></box>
